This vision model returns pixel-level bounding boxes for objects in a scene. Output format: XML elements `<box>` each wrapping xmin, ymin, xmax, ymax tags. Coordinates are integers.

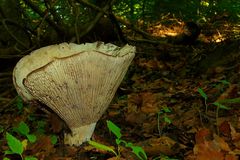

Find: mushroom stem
<box><xmin>64</xmin><ymin>122</ymin><xmax>96</xmax><ymax>146</ymax></box>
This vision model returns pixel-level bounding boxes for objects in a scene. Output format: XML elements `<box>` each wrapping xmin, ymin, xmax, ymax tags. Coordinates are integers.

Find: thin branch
<box><xmin>1</xmin><ymin>19</ymin><xmax>30</xmax><ymax>49</ymax></box>
<box><xmin>76</xmin><ymin>0</ymin><xmax>156</xmax><ymax>41</ymax></box>
<box><xmin>43</xmin><ymin>0</ymin><xmax>63</xmax><ymax>26</ymax></box>
<box><xmin>22</xmin><ymin>0</ymin><xmax>65</xmax><ymax>36</ymax></box>
<box><xmin>76</xmin><ymin>0</ymin><xmax>116</xmax><ymax>38</ymax></box>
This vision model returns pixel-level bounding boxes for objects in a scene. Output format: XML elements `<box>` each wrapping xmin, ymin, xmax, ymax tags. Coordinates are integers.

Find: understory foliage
<box><xmin>0</xmin><ymin>0</ymin><xmax>240</xmax><ymax>159</ymax></box>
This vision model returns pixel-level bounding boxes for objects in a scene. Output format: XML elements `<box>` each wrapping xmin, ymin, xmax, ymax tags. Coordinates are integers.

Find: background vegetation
<box><xmin>0</xmin><ymin>0</ymin><xmax>240</xmax><ymax>159</ymax></box>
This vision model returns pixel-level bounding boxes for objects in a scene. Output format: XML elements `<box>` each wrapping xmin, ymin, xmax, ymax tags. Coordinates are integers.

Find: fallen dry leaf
<box><xmin>48</xmin><ymin>112</ymin><xmax>65</xmax><ymax>133</ymax></box>
<box><xmin>194</xmin><ymin>129</ymin><xmax>236</xmax><ymax>160</ymax></box>
<box><xmin>125</xmin><ymin>111</ymin><xmax>147</xmax><ymax>125</ymax></box>
<box><xmin>28</xmin><ymin>135</ymin><xmax>55</xmax><ymax>158</ymax></box>
<box><xmin>230</xmin><ymin>123</ymin><xmax>240</xmax><ymax>148</ymax></box>
<box><xmin>213</xmin><ymin>134</ymin><xmax>231</xmax><ymax>152</ymax></box>
<box><xmin>216</xmin><ymin>84</ymin><xmax>238</xmax><ymax>101</ymax></box>
<box><xmin>140</xmin><ymin>92</ymin><xmax>159</xmax><ymax>113</ymax></box>
<box><xmin>195</xmin><ymin>128</ymin><xmax>211</xmax><ymax>144</ymax></box>
<box><xmin>219</xmin><ymin>121</ymin><xmax>231</xmax><ymax>136</ymax></box>
<box><xmin>193</xmin><ymin>141</ymin><xmax>224</xmax><ymax>160</ymax></box>
<box><xmin>225</xmin><ymin>154</ymin><xmax>239</xmax><ymax>160</ymax></box>
<box><xmin>136</xmin><ymin>136</ymin><xmax>186</xmax><ymax>156</ymax></box>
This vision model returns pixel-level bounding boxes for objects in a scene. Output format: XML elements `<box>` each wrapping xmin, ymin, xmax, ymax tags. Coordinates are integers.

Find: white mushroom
<box><xmin>13</xmin><ymin>42</ymin><xmax>135</xmax><ymax>146</ymax></box>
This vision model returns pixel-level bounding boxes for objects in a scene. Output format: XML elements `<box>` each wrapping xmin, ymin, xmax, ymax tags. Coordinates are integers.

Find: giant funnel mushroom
<box><xmin>13</xmin><ymin>42</ymin><xmax>135</xmax><ymax>146</ymax></box>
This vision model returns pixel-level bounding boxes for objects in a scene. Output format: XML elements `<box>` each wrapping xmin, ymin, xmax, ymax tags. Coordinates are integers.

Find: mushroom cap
<box><xmin>13</xmin><ymin>42</ymin><xmax>135</xmax><ymax>129</ymax></box>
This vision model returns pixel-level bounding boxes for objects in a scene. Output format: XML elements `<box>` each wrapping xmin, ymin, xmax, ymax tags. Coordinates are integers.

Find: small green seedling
<box><xmin>197</xmin><ymin>86</ymin><xmax>237</xmax><ymax>135</ymax></box>
<box><xmin>4</xmin><ymin>132</ymin><xmax>38</xmax><ymax>160</ymax></box>
<box><xmin>13</xmin><ymin>121</ymin><xmax>37</xmax><ymax>143</ymax></box>
<box><xmin>212</xmin><ymin>80</ymin><xmax>230</xmax><ymax>92</ymax></box>
<box><xmin>50</xmin><ymin>135</ymin><xmax>58</xmax><ymax>145</ymax></box>
<box><xmin>157</xmin><ymin>106</ymin><xmax>172</xmax><ymax>136</ymax></box>
<box><xmin>89</xmin><ymin>120</ymin><xmax>147</xmax><ymax>160</ymax></box>
<box><xmin>198</xmin><ymin>87</ymin><xmax>231</xmax><ymax>112</ymax></box>
<box><xmin>3</xmin><ymin>121</ymin><xmax>53</xmax><ymax>160</ymax></box>
<box><xmin>213</xmin><ymin>102</ymin><xmax>230</xmax><ymax>134</ymax></box>
<box><xmin>89</xmin><ymin>140</ymin><xmax>118</xmax><ymax>157</ymax></box>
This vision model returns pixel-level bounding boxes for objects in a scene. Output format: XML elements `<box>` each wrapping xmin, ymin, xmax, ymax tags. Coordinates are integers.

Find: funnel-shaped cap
<box><xmin>13</xmin><ymin>42</ymin><xmax>135</xmax><ymax>145</ymax></box>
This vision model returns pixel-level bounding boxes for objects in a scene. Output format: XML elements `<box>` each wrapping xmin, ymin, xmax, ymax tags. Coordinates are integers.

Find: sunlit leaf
<box><xmin>4</xmin><ymin>150</ymin><xmax>14</xmax><ymax>155</ymax></box>
<box><xmin>17</xmin><ymin>121</ymin><xmax>30</xmax><ymax>136</ymax></box>
<box><xmin>6</xmin><ymin>132</ymin><xmax>23</xmax><ymax>155</ymax></box>
<box><xmin>107</xmin><ymin>120</ymin><xmax>122</xmax><ymax>139</ymax></box>
<box><xmin>130</xmin><ymin>146</ymin><xmax>148</xmax><ymax>160</ymax></box>
<box><xmin>88</xmin><ymin>140</ymin><xmax>117</xmax><ymax>156</ymax></box>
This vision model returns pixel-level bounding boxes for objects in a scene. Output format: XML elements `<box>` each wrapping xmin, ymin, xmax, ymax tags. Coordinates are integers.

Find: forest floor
<box><xmin>0</xmin><ymin>24</ymin><xmax>240</xmax><ymax>160</ymax></box>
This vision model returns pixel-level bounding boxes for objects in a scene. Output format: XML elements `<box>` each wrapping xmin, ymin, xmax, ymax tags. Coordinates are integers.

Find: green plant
<box><xmin>89</xmin><ymin>120</ymin><xmax>147</xmax><ymax>160</ymax></box>
<box><xmin>198</xmin><ymin>87</ymin><xmax>231</xmax><ymax>112</ymax></box>
<box><xmin>50</xmin><ymin>134</ymin><xmax>58</xmax><ymax>145</ymax></box>
<box><xmin>13</xmin><ymin>121</ymin><xmax>37</xmax><ymax>143</ymax></box>
<box><xmin>198</xmin><ymin>87</ymin><xmax>232</xmax><ymax>134</ymax></box>
<box><xmin>157</xmin><ymin>106</ymin><xmax>172</xmax><ymax>136</ymax></box>
<box><xmin>4</xmin><ymin>132</ymin><xmax>38</xmax><ymax>160</ymax></box>
<box><xmin>212</xmin><ymin>80</ymin><xmax>230</xmax><ymax>92</ymax></box>
<box><xmin>3</xmin><ymin>120</ymin><xmax>58</xmax><ymax>160</ymax></box>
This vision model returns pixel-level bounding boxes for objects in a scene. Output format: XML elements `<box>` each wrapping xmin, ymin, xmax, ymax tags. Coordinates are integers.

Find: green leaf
<box><xmin>217</xmin><ymin>98</ymin><xmax>240</xmax><ymax>104</ymax></box>
<box><xmin>198</xmin><ymin>88</ymin><xmax>208</xmax><ymax>100</ymax></box>
<box><xmin>213</xmin><ymin>102</ymin><xmax>230</xmax><ymax>110</ymax></box>
<box><xmin>107</xmin><ymin>120</ymin><xmax>122</xmax><ymax>139</ymax></box>
<box><xmin>218</xmin><ymin>80</ymin><xmax>230</xmax><ymax>85</ymax></box>
<box><xmin>26</xmin><ymin>134</ymin><xmax>37</xmax><ymax>143</ymax></box>
<box><xmin>36</xmin><ymin>120</ymin><xmax>46</xmax><ymax>134</ymax></box>
<box><xmin>163</xmin><ymin>115</ymin><xmax>172</xmax><ymax>124</ymax></box>
<box><xmin>17</xmin><ymin>121</ymin><xmax>30</xmax><ymax>136</ymax></box>
<box><xmin>50</xmin><ymin>135</ymin><xmax>58</xmax><ymax>145</ymax></box>
<box><xmin>3</xmin><ymin>157</ymin><xmax>11</xmax><ymax>160</ymax></box>
<box><xmin>6</xmin><ymin>132</ymin><xmax>23</xmax><ymax>155</ymax></box>
<box><xmin>24</xmin><ymin>156</ymin><xmax>38</xmax><ymax>160</ymax></box>
<box><xmin>116</xmin><ymin>139</ymin><xmax>127</xmax><ymax>146</ymax></box>
<box><xmin>162</xmin><ymin>106</ymin><xmax>171</xmax><ymax>113</ymax></box>
<box><xmin>88</xmin><ymin>140</ymin><xmax>117</xmax><ymax>156</ymax></box>
<box><xmin>130</xmin><ymin>146</ymin><xmax>147</xmax><ymax>160</ymax></box>
<box><xmin>4</xmin><ymin>150</ymin><xmax>14</xmax><ymax>155</ymax></box>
